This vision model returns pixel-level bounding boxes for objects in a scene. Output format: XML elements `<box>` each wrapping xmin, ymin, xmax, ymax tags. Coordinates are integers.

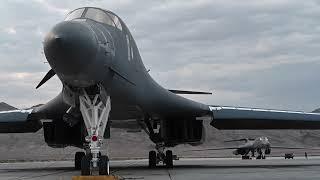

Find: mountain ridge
<box><xmin>0</xmin><ymin>102</ymin><xmax>17</xmax><ymax>111</ymax></box>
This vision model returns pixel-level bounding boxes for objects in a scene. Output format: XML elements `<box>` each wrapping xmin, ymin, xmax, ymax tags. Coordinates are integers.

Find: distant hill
<box><xmin>0</xmin><ymin>102</ymin><xmax>17</xmax><ymax>111</ymax></box>
<box><xmin>312</xmin><ymin>108</ymin><xmax>320</xmax><ymax>113</ymax></box>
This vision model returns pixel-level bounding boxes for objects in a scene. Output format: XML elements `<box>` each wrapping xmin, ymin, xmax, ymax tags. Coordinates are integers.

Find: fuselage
<box><xmin>43</xmin><ymin>7</ymin><xmax>209</xmax><ymax>120</ymax></box>
<box><xmin>242</xmin><ymin>137</ymin><xmax>270</xmax><ymax>149</ymax></box>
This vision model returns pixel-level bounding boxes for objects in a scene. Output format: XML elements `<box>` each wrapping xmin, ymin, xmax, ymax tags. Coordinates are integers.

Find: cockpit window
<box><xmin>85</xmin><ymin>8</ymin><xmax>116</xmax><ymax>27</ymax></box>
<box><xmin>107</xmin><ymin>13</ymin><xmax>122</xmax><ymax>31</ymax></box>
<box><xmin>65</xmin><ymin>8</ymin><xmax>85</xmax><ymax>21</ymax></box>
<box><xmin>65</xmin><ymin>8</ymin><xmax>123</xmax><ymax>31</ymax></box>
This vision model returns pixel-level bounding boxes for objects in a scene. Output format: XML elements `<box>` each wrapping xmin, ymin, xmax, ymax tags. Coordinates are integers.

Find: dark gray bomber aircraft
<box><xmin>2</xmin><ymin>7</ymin><xmax>320</xmax><ymax>175</ymax></box>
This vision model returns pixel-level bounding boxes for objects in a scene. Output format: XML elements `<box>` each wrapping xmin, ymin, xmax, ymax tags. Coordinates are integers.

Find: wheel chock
<box><xmin>72</xmin><ymin>176</ymin><xmax>122</xmax><ymax>180</ymax></box>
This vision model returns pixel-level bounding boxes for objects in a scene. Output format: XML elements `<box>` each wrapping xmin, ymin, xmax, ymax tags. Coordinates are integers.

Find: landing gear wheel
<box><xmin>262</xmin><ymin>155</ymin><xmax>266</xmax><ymax>159</ymax></box>
<box><xmin>242</xmin><ymin>155</ymin><xmax>250</xmax><ymax>160</ymax></box>
<box><xmin>81</xmin><ymin>154</ymin><xmax>92</xmax><ymax>175</ymax></box>
<box><xmin>165</xmin><ymin>150</ymin><xmax>173</xmax><ymax>168</ymax></box>
<box><xmin>256</xmin><ymin>155</ymin><xmax>262</xmax><ymax>159</ymax></box>
<box><xmin>75</xmin><ymin>152</ymin><xmax>85</xmax><ymax>170</ymax></box>
<box><xmin>149</xmin><ymin>151</ymin><xmax>157</xmax><ymax>168</ymax></box>
<box><xmin>98</xmin><ymin>155</ymin><xmax>110</xmax><ymax>175</ymax></box>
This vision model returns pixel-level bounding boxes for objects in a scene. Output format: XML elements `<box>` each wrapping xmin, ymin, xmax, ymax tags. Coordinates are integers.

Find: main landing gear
<box><xmin>256</xmin><ymin>149</ymin><xmax>266</xmax><ymax>159</ymax></box>
<box><xmin>140</xmin><ymin>116</ymin><xmax>175</xmax><ymax>168</ymax></box>
<box><xmin>241</xmin><ymin>155</ymin><xmax>251</xmax><ymax>160</ymax></box>
<box><xmin>77</xmin><ymin>88</ymin><xmax>111</xmax><ymax>175</ymax></box>
<box><xmin>241</xmin><ymin>150</ymin><xmax>255</xmax><ymax>160</ymax></box>
<box><xmin>256</xmin><ymin>155</ymin><xmax>266</xmax><ymax>159</ymax></box>
<box><xmin>148</xmin><ymin>143</ymin><xmax>174</xmax><ymax>168</ymax></box>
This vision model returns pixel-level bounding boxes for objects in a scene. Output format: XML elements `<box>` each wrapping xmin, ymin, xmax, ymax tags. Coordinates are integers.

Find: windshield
<box><xmin>65</xmin><ymin>8</ymin><xmax>85</xmax><ymax>21</ymax></box>
<box><xmin>85</xmin><ymin>8</ymin><xmax>115</xmax><ymax>27</ymax></box>
<box><xmin>65</xmin><ymin>8</ymin><xmax>123</xmax><ymax>31</ymax></box>
<box><xmin>84</xmin><ymin>8</ymin><xmax>122</xmax><ymax>31</ymax></box>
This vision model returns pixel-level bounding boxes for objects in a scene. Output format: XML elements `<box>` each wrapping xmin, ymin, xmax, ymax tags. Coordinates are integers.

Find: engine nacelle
<box><xmin>160</xmin><ymin>118</ymin><xmax>204</xmax><ymax>147</ymax></box>
<box><xmin>43</xmin><ymin>120</ymin><xmax>85</xmax><ymax>148</ymax></box>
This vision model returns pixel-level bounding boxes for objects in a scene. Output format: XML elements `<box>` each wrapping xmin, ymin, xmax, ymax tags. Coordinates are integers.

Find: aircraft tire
<box><xmin>165</xmin><ymin>150</ymin><xmax>173</xmax><ymax>168</ymax></box>
<box><xmin>242</xmin><ymin>155</ymin><xmax>249</xmax><ymax>160</ymax></box>
<box><xmin>98</xmin><ymin>155</ymin><xmax>109</xmax><ymax>175</ymax></box>
<box><xmin>262</xmin><ymin>156</ymin><xmax>266</xmax><ymax>159</ymax></box>
<box><xmin>81</xmin><ymin>154</ymin><xmax>92</xmax><ymax>175</ymax></box>
<box><xmin>75</xmin><ymin>151</ymin><xmax>85</xmax><ymax>170</ymax></box>
<box><xmin>149</xmin><ymin>151</ymin><xmax>157</xmax><ymax>168</ymax></box>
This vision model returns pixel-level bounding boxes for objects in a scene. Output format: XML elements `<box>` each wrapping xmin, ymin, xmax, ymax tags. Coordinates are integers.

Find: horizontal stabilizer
<box><xmin>168</xmin><ymin>89</ymin><xmax>212</xmax><ymax>95</ymax></box>
<box><xmin>0</xmin><ymin>109</ymin><xmax>42</xmax><ymax>133</ymax></box>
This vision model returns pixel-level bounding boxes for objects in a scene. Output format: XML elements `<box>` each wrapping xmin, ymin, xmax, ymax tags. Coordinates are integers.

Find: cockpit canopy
<box><xmin>65</xmin><ymin>7</ymin><xmax>122</xmax><ymax>31</ymax></box>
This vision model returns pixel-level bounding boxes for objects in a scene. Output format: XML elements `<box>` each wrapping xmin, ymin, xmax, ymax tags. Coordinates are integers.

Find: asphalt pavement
<box><xmin>1</xmin><ymin>157</ymin><xmax>320</xmax><ymax>180</ymax></box>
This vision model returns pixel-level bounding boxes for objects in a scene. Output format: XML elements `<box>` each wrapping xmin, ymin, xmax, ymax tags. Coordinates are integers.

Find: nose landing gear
<box><xmin>78</xmin><ymin>89</ymin><xmax>111</xmax><ymax>175</ymax></box>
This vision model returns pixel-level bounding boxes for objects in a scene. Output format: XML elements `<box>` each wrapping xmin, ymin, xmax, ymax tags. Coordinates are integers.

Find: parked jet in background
<box><xmin>2</xmin><ymin>7</ymin><xmax>320</xmax><ymax>176</ymax></box>
<box><xmin>226</xmin><ymin>137</ymin><xmax>271</xmax><ymax>159</ymax></box>
<box><xmin>191</xmin><ymin>137</ymin><xmax>315</xmax><ymax>159</ymax></box>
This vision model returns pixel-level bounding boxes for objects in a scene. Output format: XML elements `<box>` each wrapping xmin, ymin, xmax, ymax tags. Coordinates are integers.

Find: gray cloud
<box><xmin>0</xmin><ymin>0</ymin><xmax>320</xmax><ymax>111</ymax></box>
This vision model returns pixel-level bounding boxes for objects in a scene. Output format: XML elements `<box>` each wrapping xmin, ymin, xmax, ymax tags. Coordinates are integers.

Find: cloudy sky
<box><xmin>1</xmin><ymin>0</ymin><xmax>320</xmax><ymax>111</ymax></box>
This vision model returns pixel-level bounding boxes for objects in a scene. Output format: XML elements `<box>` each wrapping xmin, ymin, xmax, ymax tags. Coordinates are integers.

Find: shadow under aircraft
<box><xmin>2</xmin><ymin>7</ymin><xmax>320</xmax><ymax>175</ymax></box>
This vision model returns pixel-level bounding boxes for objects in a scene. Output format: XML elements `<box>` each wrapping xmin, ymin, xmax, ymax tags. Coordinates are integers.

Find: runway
<box><xmin>1</xmin><ymin>157</ymin><xmax>320</xmax><ymax>180</ymax></box>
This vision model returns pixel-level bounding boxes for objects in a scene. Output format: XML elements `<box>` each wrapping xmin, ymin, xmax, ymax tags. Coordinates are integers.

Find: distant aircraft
<box><xmin>229</xmin><ymin>137</ymin><xmax>271</xmax><ymax>159</ymax></box>
<box><xmin>2</xmin><ymin>7</ymin><xmax>320</xmax><ymax>175</ymax></box>
<box><xmin>225</xmin><ymin>137</ymin><xmax>271</xmax><ymax>159</ymax></box>
<box><xmin>191</xmin><ymin>137</ymin><xmax>315</xmax><ymax>159</ymax></box>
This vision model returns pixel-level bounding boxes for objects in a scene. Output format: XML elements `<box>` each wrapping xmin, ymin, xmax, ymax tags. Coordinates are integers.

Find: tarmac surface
<box><xmin>1</xmin><ymin>157</ymin><xmax>320</xmax><ymax>180</ymax></box>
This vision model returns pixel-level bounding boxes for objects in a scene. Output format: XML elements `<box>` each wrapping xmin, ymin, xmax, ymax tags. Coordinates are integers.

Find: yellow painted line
<box><xmin>72</xmin><ymin>176</ymin><xmax>121</xmax><ymax>180</ymax></box>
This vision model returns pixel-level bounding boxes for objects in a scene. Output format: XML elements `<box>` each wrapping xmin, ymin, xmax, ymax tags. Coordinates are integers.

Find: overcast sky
<box><xmin>1</xmin><ymin>0</ymin><xmax>320</xmax><ymax>111</ymax></box>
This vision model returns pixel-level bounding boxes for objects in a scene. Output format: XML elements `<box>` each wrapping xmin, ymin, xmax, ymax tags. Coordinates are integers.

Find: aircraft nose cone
<box><xmin>44</xmin><ymin>21</ymin><xmax>98</xmax><ymax>78</ymax></box>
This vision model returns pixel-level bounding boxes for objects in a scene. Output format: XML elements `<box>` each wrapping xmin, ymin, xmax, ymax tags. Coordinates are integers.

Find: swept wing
<box><xmin>209</xmin><ymin>106</ymin><xmax>320</xmax><ymax>129</ymax></box>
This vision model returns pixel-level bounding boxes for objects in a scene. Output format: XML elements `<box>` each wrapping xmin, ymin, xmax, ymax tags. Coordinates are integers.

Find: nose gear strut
<box><xmin>79</xmin><ymin>88</ymin><xmax>111</xmax><ymax>175</ymax></box>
